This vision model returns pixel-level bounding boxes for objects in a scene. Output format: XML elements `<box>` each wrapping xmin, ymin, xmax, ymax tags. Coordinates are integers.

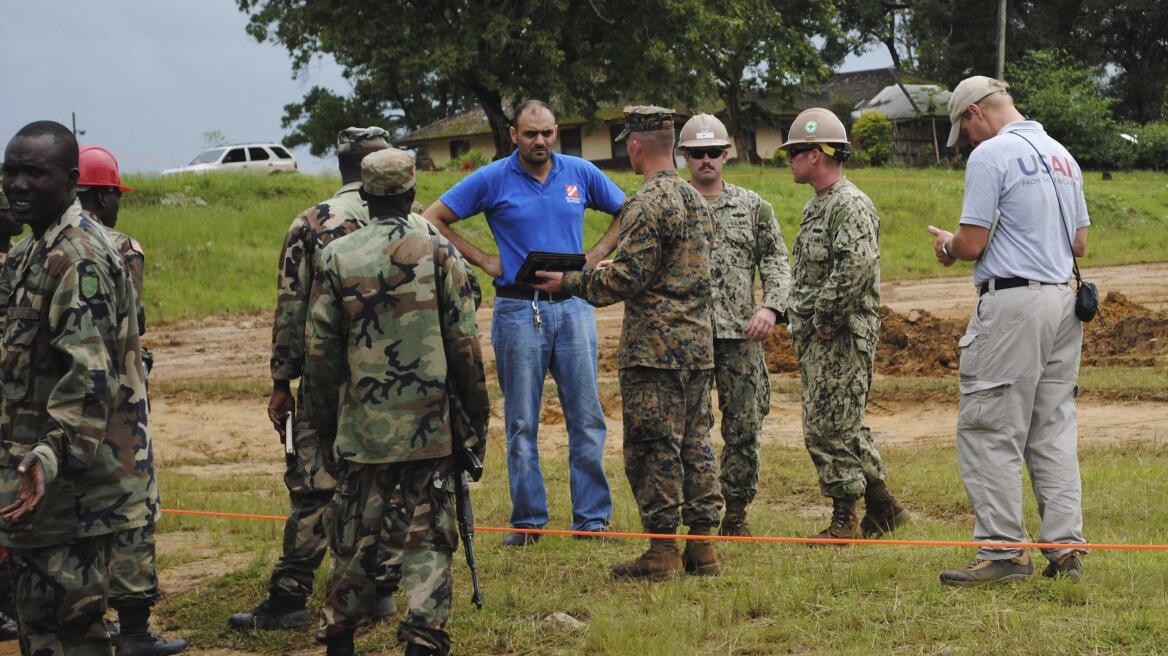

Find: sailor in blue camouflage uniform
<box><xmin>782</xmin><ymin>108</ymin><xmax>908</xmax><ymax>545</ymax></box>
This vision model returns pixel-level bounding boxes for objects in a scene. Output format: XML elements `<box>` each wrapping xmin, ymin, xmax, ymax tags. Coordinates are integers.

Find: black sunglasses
<box><xmin>686</xmin><ymin>147</ymin><xmax>727</xmax><ymax>160</ymax></box>
<box><xmin>788</xmin><ymin>146</ymin><xmax>819</xmax><ymax>158</ymax></box>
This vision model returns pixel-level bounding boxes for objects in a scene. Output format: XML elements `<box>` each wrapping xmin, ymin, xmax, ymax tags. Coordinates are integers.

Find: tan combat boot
<box><xmin>611</xmin><ymin>537</ymin><xmax>683</xmax><ymax>581</ymax></box>
<box><xmin>719</xmin><ymin>499</ymin><xmax>750</xmax><ymax>537</ymax></box>
<box><xmin>808</xmin><ymin>497</ymin><xmax>861</xmax><ymax>547</ymax></box>
<box><xmin>682</xmin><ymin>527</ymin><xmax>721</xmax><ymax>576</ymax></box>
<box><xmin>861</xmin><ymin>480</ymin><xmax>910</xmax><ymax>538</ymax></box>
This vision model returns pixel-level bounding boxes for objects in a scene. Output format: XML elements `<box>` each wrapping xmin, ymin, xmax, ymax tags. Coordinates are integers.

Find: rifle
<box><xmin>453</xmin><ymin>448</ymin><xmax>483</xmax><ymax>609</ymax></box>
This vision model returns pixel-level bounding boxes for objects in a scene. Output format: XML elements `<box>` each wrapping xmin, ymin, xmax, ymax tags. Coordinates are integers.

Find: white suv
<box><xmin>162</xmin><ymin>143</ymin><xmax>298</xmax><ymax>175</ymax></box>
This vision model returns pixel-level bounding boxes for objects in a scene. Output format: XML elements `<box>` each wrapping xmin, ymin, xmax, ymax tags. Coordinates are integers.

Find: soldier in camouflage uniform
<box><xmin>782</xmin><ymin>108</ymin><xmax>908</xmax><ymax>543</ymax></box>
<box><xmin>76</xmin><ymin>145</ymin><xmax>187</xmax><ymax>656</ymax></box>
<box><xmin>0</xmin><ymin>190</ymin><xmax>19</xmax><ymax>642</ymax></box>
<box><xmin>0</xmin><ymin>120</ymin><xmax>152</xmax><ymax>655</ymax></box>
<box><xmin>232</xmin><ymin>127</ymin><xmax>425</xmax><ymax>631</ymax></box>
<box><xmin>305</xmin><ymin>148</ymin><xmax>489</xmax><ymax>656</ymax></box>
<box><xmin>535</xmin><ymin>106</ymin><xmax>724</xmax><ymax>580</ymax></box>
<box><xmin>678</xmin><ymin>114</ymin><xmax>791</xmax><ymax>537</ymax></box>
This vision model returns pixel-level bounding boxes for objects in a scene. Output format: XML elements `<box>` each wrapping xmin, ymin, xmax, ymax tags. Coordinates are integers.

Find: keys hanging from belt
<box><xmin>531</xmin><ymin>291</ymin><xmax>543</xmax><ymax>334</ymax></box>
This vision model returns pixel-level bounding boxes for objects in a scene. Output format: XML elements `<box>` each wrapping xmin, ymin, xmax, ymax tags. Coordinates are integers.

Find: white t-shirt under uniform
<box><xmin>959</xmin><ymin>120</ymin><xmax>1091</xmax><ymax>287</ymax></box>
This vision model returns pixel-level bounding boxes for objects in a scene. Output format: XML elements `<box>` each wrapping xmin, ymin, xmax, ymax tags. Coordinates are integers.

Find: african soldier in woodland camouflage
<box><xmin>75</xmin><ymin>144</ymin><xmax>186</xmax><ymax>656</ymax></box>
<box><xmin>231</xmin><ymin>127</ymin><xmax>420</xmax><ymax>631</ymax></box>
<box><xmin>0</xmin><ymin>121</ymin><xmax>152</xmax><ymax>654</ymax></box>
<box><xmin>535</xmin><ymin>106</ymin><xmax>724</xmax><ymax>580</ymax></box>
<box><xmin>306</xmin><ymin>148</ymin><xmax>489</xmax><ymax>656</ymax></box>
<box><xmin>782</xmin><ymin>108</ymin><xmax>908</xmax><ymax>544</ymax></box>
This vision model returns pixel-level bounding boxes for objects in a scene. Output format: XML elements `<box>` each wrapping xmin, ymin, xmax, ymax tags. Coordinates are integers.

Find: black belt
<box><xmin>978</xmin><ymin>277</ymin><xmax>1059</xmax><ymax>296</ymax></box>
<box><xmin>495</xmin><ymin>285</ymin><xmax>570</xmax><ymax>303</ymax></box>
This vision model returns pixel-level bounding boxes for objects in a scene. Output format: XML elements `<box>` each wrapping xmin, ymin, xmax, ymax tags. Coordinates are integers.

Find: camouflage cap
<box><xmin>361</xmin><ymin>148</ymin><xmax>416</xmax><ymax>196</ymax></box>
<box><xmin>337</xmin><ymin>126</ymin><xmax>391</xmax><ymax>153</ymax></box>
<box><xmin>614</xmin><ymin>105</ymin><xmax>676</xmax><ymax>142</ymax></box>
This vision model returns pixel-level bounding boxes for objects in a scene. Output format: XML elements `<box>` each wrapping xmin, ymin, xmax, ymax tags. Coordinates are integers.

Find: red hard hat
<box><xmin>78</xmin><ymin>145</ymin><xmax>134</xmax><ymax>192</ymax></box>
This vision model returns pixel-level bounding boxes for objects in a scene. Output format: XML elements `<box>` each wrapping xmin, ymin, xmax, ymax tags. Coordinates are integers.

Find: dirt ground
<box><xmin>128</xmin><ymin>264</ymin><xmax>1168</xmax><ymax>646</ymax></box>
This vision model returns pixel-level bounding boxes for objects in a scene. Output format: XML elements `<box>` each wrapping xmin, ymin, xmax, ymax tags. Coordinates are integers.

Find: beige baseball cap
<box><xmin>361</xmin><ymin>148</ymin><xmax>416</xmax><ymax>196</ymax></box>
<box><xmin>947</xmin><ymin>76</ymin><xmax>1010</xmax><ymax>147</ymax></box>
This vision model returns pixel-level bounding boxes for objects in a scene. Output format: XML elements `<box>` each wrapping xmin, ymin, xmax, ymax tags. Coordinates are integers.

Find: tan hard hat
<box><xmin>780</xmin><ymin>107</ymin><xmax>849</xmax><ymax>148</ymax></box>
<box><xmin>678</xmin><ymin>114</ymin><xmax>731</xmax><ymax>149</ymax></box>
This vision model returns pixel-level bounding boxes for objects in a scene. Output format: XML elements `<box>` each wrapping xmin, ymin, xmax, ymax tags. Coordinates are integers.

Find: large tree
<box><xmin>238</xmin><ymin>0</ymin><xmax>705</xmax><ymax>157</ymax></box>
<box><xmin>688</xmin><ymin>0</ymin><xmax>846</xmax><ymax>161</ymax></box>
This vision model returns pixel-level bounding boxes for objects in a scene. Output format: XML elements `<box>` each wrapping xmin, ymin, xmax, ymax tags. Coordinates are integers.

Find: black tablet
<box><xmin>514</xmin><ymin>251</ymin><xmax>586</xmax><ymax>285</ymax></box>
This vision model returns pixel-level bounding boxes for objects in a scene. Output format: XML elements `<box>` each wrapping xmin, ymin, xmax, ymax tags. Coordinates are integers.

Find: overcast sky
<box><xmin>2</xmin><ymin>1</ymin><xmax>892</xmax><ymax>175</ymax></box>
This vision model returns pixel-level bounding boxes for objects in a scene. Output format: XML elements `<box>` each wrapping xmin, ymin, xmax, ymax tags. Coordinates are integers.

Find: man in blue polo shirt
<box><xmin>424</xmin><ymin>99</ymin><xmax>625</xmax><ymax>545</ymax></box>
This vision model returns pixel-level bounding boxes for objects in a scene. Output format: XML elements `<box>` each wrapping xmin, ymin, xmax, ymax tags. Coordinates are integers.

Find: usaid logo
<box><xmin>564</xmin><ymin>184</ymin><xmax>581</xmax><ymax>204</ymax></box>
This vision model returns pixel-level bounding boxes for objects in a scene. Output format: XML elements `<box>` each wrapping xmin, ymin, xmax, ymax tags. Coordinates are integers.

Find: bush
<box><xmin>767</xmin><ymin>148</ymin><xmax>789</xmax><ymax>167</ymax></box>
<box><xmin>443</xmin><ymin>149</ymin><xmax>489</xmax><ymax>172</ymax></box>
<box><xmin>1115</xmin><ymin>122</ymin><xmax>1168</xmax><ymax>170</ymax></box>
<box><xmin>851</xmin><ymin>112</ymin><xmax>892</xmax><ymax>167</ymax></box>
<box><xmin>1008</xmin><ymin>50</ymin><xmax>1116</xmax><ymax>168</ymax></box>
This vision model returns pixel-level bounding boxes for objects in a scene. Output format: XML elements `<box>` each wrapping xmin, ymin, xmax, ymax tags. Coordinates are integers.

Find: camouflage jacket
<box><xmin>271</xmin><ymin>182</ymin><xmax>448</xmax><ymax>381</ymax></box>
<box><xmin>708</xmin><ymin>182</ymin><xmax>791</xmax><ymax>339</ymax></box>
<box><xmin>304</xmin><ymin>213</ymin><xmax>489</xmax><ymax>464</ymax></box>
<box><xmin>788</xmin><ymin>178</ymin><xmax>881</xmax><ymax>341</ymax></box>
<box><xmin>563</xmin><ymin>170</ymin><xmax>714</xmax><ymax>370</ymax></box>
<box><xmin>0</xmin><ymin>201</ymin><xmax>152</xmax><ymax>548</ymax></box>
<box><xmin>106</xmin><ymin>228</ymin><xmax>146</xmax><ymax>336</ymax></box>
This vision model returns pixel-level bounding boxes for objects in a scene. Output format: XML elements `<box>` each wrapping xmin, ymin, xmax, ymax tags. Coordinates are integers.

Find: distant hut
<box><xmin>853</xmin><ymin>84</ymin><xmax>952</xmax><ymax>166</ymax></box>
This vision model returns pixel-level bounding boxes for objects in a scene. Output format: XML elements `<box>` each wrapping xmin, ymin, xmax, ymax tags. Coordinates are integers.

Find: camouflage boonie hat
<box><xmin>614</xmin><ymin>105</ymin><xmax>676</xmax><ymax>142</ymax></box>
<box><xmin>337</xmin><ymin>126</ymin><xmax>391</xmax><ymax>153</ymax></box>
<box><xmin>362</xmin><ymin>148</ymin><xmax>416</xmax><ymax>196</ymax></box>
<box><xmin>0</xmin><ymin>189</ymin><xmax>7</xmax><ymax>210</ymax></box>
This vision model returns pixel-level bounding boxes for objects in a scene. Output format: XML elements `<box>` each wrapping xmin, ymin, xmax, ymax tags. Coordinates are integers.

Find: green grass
<box><xmin>154</xmin><ymin>438</ymin><xmax>1168</xmax><ymax>654</ymax></box>
<box><xmin>118</xmin><ymin>167</ymin><xmax>1168</xmax><ymax>322</ymax></box>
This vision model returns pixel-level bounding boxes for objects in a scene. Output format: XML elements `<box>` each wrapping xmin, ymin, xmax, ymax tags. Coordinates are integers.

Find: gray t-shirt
<box><xmin>960</xmin><ymin>120</ymin><xmax>1090</xmax><ymax>286</ymax></box>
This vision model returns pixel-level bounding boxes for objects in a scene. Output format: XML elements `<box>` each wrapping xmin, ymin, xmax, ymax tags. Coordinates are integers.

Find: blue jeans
<box><xmin>491</xmin><ymin>296</ymin><xmax>612</xmax><ymax>530</ymax></box>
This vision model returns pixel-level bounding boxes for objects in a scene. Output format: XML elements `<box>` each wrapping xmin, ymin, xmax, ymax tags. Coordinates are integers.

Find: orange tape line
<box><xmin>160</xmin><ymin>509</ymin><xmax>1166</xmax><ymax>551</ymax></box>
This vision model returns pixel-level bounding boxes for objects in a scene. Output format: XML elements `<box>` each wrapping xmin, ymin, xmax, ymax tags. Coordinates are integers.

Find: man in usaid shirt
<box><xmin>424</xmin><ymin>99</ymin><xmax>625</xmax><ymax>544</ymax></box>
<box><xmin>928</xmin><ymin>76</ymin><xmax>1090</xmax><ymax>586</ymax></box>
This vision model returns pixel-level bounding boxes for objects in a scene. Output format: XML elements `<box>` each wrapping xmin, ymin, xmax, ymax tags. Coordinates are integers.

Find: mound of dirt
<box><xmin>761</xmin><ymin>292</ymin><xmax>1168</xmax><ymax>377</ymax></box>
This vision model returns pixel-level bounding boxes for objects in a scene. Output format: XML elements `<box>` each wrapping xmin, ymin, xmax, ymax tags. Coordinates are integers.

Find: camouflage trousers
<box><xmin>794</xmin><ymin>328</ymin><xmax>886</xmax><ymax>499</ymax></box>
<box><xmin>108</xmin><ymin>522</ymin><xmax>159</xmax><ymax>610</ymax></box>
<box><xmin>270</xmin><ymin>410</ymin><xmax>402</xmax><ymax>602</ymax></box>
<box><xmin>319</xmin><ymin>458</ymin><xmax>456</xmax><ymax>654</ymax></box>
<box><xmin>713</xmin><ymin>339</ymin><xmax>771</xmax><ymax>505</ymax></box>
<box><xmin>619</xmin><ymin>367</ymin><xmax>724</xmax><ymax>533</ymax></box>
<box><xmin>10</xmin><ymin>534</ymin><xmax>115</xmax><ymax>656</ymax></box>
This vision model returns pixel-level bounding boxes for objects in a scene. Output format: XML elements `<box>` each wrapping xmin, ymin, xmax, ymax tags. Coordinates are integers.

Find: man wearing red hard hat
<box><xmin>77</xmin><ymin>146</ymin><xmax>187</xmax><ymax>656</ymax></box>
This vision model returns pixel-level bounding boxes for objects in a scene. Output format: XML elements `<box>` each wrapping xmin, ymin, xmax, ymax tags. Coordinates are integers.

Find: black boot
<box><xmin>114</xmin><ymin>602</ymin><xmax>189</xmax><ymax>656</ymax></box>
<box><xmin>227</xmin><ymin>594</ymin><xmax>308</xmax><ymax>630</ymax></box>
<box><xmin>404</xmin><ymin>643</ymin><xmax>441</xmax><ymax>656</ymax></box>
<box><xmin>323</xmin><ymin>630</ymin><xmax>356</xmax><ymax>656</ymax></box>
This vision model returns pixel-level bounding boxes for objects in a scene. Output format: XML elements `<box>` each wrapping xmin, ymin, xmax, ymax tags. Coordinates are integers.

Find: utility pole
<box><xmin>996</xmin><ymin>0</ymin><xmax>1007</xmax><ymax>80</ymax></box>
<box><xmin>71</xmin><ymin>112</ymin><xmax>86</xmax><ymax>138</ymax></box>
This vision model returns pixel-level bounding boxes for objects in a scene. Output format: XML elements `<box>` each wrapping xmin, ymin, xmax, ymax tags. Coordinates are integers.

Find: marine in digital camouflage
<box><xmin>707</xmin><ymin>183</ymin><xmax>791</xmax><ymax>505</ymax></box>
<box><xmin>620</xmin><ymin>367</ymin><xmax>721</xmax><ymax>531</ymax></box>
<box><xmin>562</xmin><ymin>170</ymin><xmax>716</xmax><ymax>370</ymax></box>
<box><xmin>304</xmin><ymin>204</ymin><xmax>488</xmax><ymax>649</ymax></box>
<box><xmin>563</xmin><ymin>168</ymin><xmax>722</xmax><ymax>532</ymax></box>
<box><xmin>789</xmin><ymin>178</ymin><xmax>886</xmax><ymax>499</ymax></box>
